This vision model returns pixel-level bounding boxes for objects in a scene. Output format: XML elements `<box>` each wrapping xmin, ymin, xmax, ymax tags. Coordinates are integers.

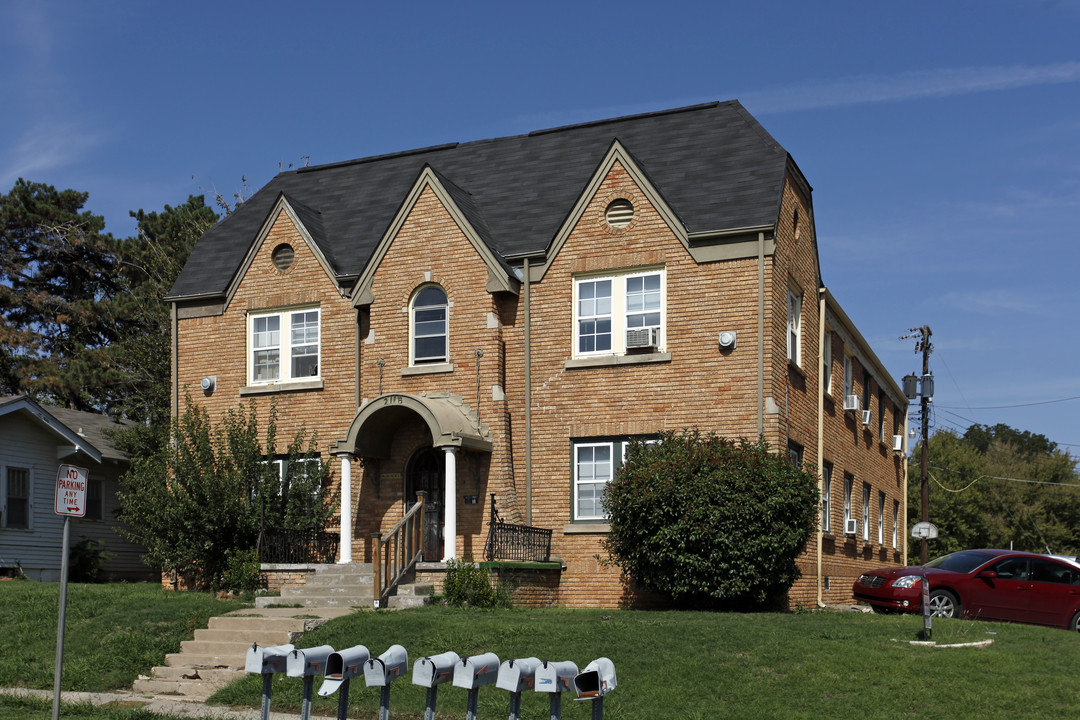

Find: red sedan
<box><xmin>853</xmin><ymin>549</ymin><xmax>1080</xmax><ymax>631</ymax></box>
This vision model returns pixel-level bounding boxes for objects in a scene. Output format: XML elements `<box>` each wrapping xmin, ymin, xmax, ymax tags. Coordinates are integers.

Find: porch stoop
<box><xmin>256</xmin><ymin>562</ymin><xmax>377</xmax><ymax>609</ymax></box>
<box><xmin>131</xmin><ymin>607</ymin><xmax>351</xmax><ymax>701</ymax></box>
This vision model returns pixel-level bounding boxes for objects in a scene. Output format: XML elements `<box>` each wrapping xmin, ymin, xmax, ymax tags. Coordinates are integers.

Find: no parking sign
<box><xmin>54</xmin><ymin>464</ymin><xmax>88</xmax><ymax>517</ymax></box>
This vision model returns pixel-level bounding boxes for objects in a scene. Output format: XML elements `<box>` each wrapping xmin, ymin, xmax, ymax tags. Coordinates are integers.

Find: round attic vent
<box><xmin>271</xmin><ymin>243</ymin><xmax>295</xmax><ymax>271</ymax></box>
<box><xmin>605</xmin><ymin>198</ymin><xmax>634</xmax><ymax>229</ymax></box>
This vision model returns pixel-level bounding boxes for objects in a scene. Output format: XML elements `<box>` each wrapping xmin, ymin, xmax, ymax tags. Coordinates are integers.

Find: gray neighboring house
<box><xmin>0</xmin><ymin>396</ymin><xmax>154</xmax><ymax>581</ymax></box>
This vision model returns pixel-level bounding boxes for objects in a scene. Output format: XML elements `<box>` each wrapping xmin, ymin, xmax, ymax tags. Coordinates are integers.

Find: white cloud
<box><xmin>937</xmin><ymin>289</ymin><xmax>1043</xmax><ymax>315</ymax></box>
<box><xmin>0</xmin><ymin>121</ymin><xmax>105</xmax><ymax>187</ymax></box>
<box><xmin>742</xmin><ymin>62</ymin><xmax>1080</xmax><ymax>114</ymax></box>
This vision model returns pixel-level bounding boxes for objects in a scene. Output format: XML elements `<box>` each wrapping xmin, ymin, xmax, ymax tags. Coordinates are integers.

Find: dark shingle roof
<box><xmin>0</xmin><ymin>396</ymin><xmax>130</xmax><ymax>463</ymax></box>
<box><xmin>168</xmin><ymin>100</ymin><xmax>793</xmax><ymax>300</ymax></box>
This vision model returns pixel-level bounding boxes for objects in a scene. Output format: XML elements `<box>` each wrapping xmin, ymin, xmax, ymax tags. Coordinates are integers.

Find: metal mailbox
<box><xmin>536</xmin><ymin>660</ymin><xmax>578</xmax><ymax>694</ymax></box>
<box><xmin>574</xmin><ymin>657</ymin><xmax>617</xmax><ymax>699</ymax></box>
<box><xmin>363</xmin><ymin>644</ymin><xmax>409</xmax><ymax>686</ymax></box>
<box><xmin>318</xmin><ymin>644</ymin><xmax>370</xmax><ymax>696</ymax></box>
<box><xmin>412</xmin><ymin>651</ymin><xmax>460</xmax><ymax>688</ymax></box>
<box><xmin>452</xmin><ymin>652</ymin><xmax>500</xmax><ymax>690</ymax></box>
<box><xmin>287</xmin><ymin>645</ymin><xmax>336</xmax><ymax>678</ymax></box>
<box><xmin>244</xmin><ymin>643</ymin><xmax>295</xmax><ymax>675</ymax></box>
<box><xmin>496</xmin><ymin>656</ymin><xmax>541</xmax><ymax>693</ymax></box>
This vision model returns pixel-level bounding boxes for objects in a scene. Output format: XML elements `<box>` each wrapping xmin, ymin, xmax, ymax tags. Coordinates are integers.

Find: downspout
<box><xmin>903</xmin><ymin>410</ymin><xmax>910</xmax><ymax>565</ymax></box>
<box><xmin>816</xmin><ymin>288</ymin><xmax>826</xmax><ymax>608</ymax></box>
<box><xmin>756</xmin><ymin>232</ymin><xmax>765</xmax><ymax>436</ymax></box>
<box><xmin>170</xmin><ymin>303</ymin><xmax>178</xmax><ymax>419</ymax></box>
<box><xmin>524</xmin><ymin>258</ymin><xmax>532</xmax><ymax>524</ymax></box>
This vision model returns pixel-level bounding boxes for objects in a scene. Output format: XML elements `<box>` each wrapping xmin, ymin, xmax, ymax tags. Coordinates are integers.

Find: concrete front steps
<box><xmin>131</xmin><ymin>607</ymin><xmax>351</xmax><ymax>702</ymax></box>
<box><xmin>254</xmin><ymin>562</ymin><xmax>434</xmax><ymax>610</ymax></box>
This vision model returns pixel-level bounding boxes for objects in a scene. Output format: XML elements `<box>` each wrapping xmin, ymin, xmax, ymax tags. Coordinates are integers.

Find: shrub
<box><xmin>69</xmin><ymin>539</ymin><xmax>111</xmax><ymax>583</ymax></box>
<box><xmin>602</xmin><ymin>431</ymin><xmax>819</xmax><ymax>609</ymax></box>
<box><xmin>442</xmin><ymin>558</ymin><xmax>512</xmax><ymax>608</ymax></box>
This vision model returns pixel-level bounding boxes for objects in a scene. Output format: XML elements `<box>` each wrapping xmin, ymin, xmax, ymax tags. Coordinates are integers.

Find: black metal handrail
<box><xmin>484</xmin><ymin>493</ymin><xmax>552</xmax><ymax>562</ymax></box>
<box><xmin>258</xmin><ymin>527</ymin><xmax>340</xmax><ymax>564</ymax></box>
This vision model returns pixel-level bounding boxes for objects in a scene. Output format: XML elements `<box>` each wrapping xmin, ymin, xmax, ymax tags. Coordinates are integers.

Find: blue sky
<box><xmin>2</xmin><ymin>0</ymin><xmax>1079</xmax><ymax>452</ymax></box>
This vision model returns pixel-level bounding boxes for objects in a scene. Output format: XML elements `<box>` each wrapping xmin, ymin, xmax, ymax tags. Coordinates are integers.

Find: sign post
<box><xmin>52</xmin><ymin>464</ymin><xmax>87</xmax><ymax>720</ymax></box>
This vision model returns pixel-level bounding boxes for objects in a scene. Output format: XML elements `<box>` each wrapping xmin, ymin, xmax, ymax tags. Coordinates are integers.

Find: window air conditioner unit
<box><xmin>892</xmin><ymin>434</ymin><xmax>904</xmax><ymax>452</ymax></box>
<box><xmin>861</xmin><ymin>410</ymin><xmax>872</xmax><ymax>426</ymax></box>
<box><xmin>626</xmin><ymin>327</ymin><xmax>660</xmax><ymax>349</ymax></box>
<box><xmin>843</xmin><ymin>395</ymin><xmax>860</xmax><ymax>412</ymax></box>
<box><xmin>845</xmin><ymin>518</ymin><xmax>859</xmax><ymax>535</ymax></box>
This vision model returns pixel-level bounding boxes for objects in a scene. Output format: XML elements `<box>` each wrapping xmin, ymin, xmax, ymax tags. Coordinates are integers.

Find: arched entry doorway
<box><xmin>405</xmin><ymin>446</ymin><xmax>443</xmax><ymax>561</ymax></box>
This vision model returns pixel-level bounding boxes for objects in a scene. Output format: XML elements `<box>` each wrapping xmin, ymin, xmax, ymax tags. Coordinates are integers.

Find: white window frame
<box><xmin>2</xmin><ymin>465</ymin><xmax>32</xmax><ymax>530</ymax></box>
<box><xmin>787</xmin><ymin>288</ymin><xmax>802</xmax><ymax>366</ymax></box>
<box><xmin>877</xmin><ymin>491</ymin><xmax>885</xmax><ymax>545</ymax></box>
<box><xmin>573</xmin><ymin>268</ymin><xmax>665</xmax><ymax>358</ymax></box>
<box><xmin>821</xmin><ymin>463</ymin><xmax>832</xmax><ymax>533</ymax></box>
<box><xmin>822</xmin><ymin>331</ymin><xmax>832</xmax><ymax>395</ymax></box>
<box><xmin>248</xmin><ymin>306</ymin><xmax>321</xmax><ymax>385</ymax></box>
<box><xmin>410</xmin><ymin>285</ymin><xmax>449</xmax><ymax>365</ymax></box>
<box><xmin>843</xmin><ymin>473</ymin><xmax>853</xmax><ymax>530</ymax></box>
<box><xmin>843</xmin><ymin>354</ymin><xmax>853</xmax><ymax>399</ymax></box>
<box><xmin>574</xmin><ymin>442</ymin><xmax>614</xmax><ymax>521</ymax></box>
<box><xmin>893</xmin><ymin>500</ymin><xmax>900</xmax><ymax>549</ymax></box>
<box><xmin>862</xmin><ymin>484</ymin><xmax>871</xmax><ymax>542</ymax></box>
<box><xmin>878</xmin><ymin>392</ymin><xmax>886</xmax><ymax>442</ymax></box>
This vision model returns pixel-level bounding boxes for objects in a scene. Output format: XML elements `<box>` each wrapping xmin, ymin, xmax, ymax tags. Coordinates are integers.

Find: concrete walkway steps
<box><xmin>132</xmin><ymin>607</ymin><xmax>352</xmax><ymax>701</ymax></box>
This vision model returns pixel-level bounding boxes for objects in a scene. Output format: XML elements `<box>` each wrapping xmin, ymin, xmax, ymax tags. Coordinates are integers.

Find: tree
<box><xmin>0</xmin><ymin>179</ymin><xmax>119</xmax><ymax>408</ymax></box>
<box><xmin>602</xmin><ymin>431</ymin><xmax>820</xmax><ymax>609</ymax></box>
<box><xmin>913</xmin><ymin>425</ymin><xmax>1080</xmax><ymax>557</ymax></box>
<box><xmin>117</xmin><ymin>396</ymin><xmax>336</xmax><ymax>591</ymax></box>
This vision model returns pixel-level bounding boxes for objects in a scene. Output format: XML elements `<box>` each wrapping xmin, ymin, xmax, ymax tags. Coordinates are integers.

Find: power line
<box><xmin>935</xmin><ymin>394</ymin><xmax>1080</xmax><ymax>410</ymax></box>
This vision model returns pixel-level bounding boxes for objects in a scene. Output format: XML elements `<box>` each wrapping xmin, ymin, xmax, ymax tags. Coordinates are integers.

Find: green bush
<box><xmin>222</xmin><ymin>547</ymin><xmax>262</xmax><ymax>594</ymax></box>
<box><xmin>69</xmin><ymin>538</ymin><xmax>111</xmax><ymax>582</ymax></box>
<box><xmin>442</xmin><ymin>558</ymin><xmax>511</xmax><ymax>608</ymax></box>
<box><xmin>602</xmin><ymin>431</ymin><xmax>819</xmax><ymax>609</ymax></box>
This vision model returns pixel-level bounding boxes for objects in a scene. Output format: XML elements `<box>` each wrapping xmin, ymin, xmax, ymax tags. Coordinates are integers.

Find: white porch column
<box><xmin>443</xmin><ymin>446</ymin><xmax>458</xmax><ymax>561</ymax></box>
<box><xmin>336</xmin><ymin>453</ymin><xmax>353</xmax><ymax>563</ymax></box>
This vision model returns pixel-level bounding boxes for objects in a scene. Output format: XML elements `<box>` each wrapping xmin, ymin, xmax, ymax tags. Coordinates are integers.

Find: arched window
<box><xmin>411</xmin><ymin>285</ymin><xmax>448</xmax><ymax>364</ymax></box>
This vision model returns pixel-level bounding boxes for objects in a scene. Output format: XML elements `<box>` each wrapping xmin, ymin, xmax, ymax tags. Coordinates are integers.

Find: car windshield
<box><xmin>924</xmin><ymin>550</ymin><xmax>998</xmax><ymax>574</ymax></box>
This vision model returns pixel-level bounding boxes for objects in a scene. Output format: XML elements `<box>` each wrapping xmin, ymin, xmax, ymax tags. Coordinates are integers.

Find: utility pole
<box><xmin>902</xmin><ymin>326</ymin><xmax>933</xmax><ymax>564</ymax></box>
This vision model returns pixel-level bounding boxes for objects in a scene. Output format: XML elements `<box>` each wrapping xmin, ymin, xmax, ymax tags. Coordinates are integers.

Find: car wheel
<box><xmin>1070</xmin><ymin>611</ymin><xmax>1080</xmax><ymax>633</ymax></box>
<box><xmin>928</xmin><ymin>589</ymin><xmax>960</xmax><ymax>618</ymax></box>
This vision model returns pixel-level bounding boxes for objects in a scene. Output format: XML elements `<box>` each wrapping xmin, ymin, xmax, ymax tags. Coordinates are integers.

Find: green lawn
<box><xmin>3</xmin><ymin>581</ymin><xmax>1080</xmax><ymax>719</ymax></box>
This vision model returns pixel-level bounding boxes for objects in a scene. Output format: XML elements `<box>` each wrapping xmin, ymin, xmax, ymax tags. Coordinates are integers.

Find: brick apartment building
<box><xmin>167</xmin><ymin>101</ymin><xmax>907</xmax><ymax>608</ymax></box>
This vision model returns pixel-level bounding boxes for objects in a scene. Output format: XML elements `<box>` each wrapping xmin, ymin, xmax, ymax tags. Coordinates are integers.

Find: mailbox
<box><xmin>364</xmin><ymin>644</ymin><xmax>409</xmax><ymax>686</ymax></box>
<box><xmin>536</xmin><ymin>660</ymin><xmax>578</xmax><ymax>694</ymax></box>
<box><xmin>412</xmin><ymin>651</ymin><xmax>460</xmax><ymax>688</ymax></box>
<box><xmin>318</xmin><ymin>644</ymin><xmax>370</xmax><ymax>697</ymax></box>
<box><xmin>452</xmin><ymin>652</ymin><xmax>500</xmax><ymax>690</ymax></box>
<box><xmin>245</xmin><ymin>643</ymin><xmax>295</xmax><ymax>675</ymax></box>
<box><xmin>575</xmin><ymin>657</ymin><xmax>617</xmax><ymax>699</ymax></box>
<box><xmin>496</xmin><ymin>656</ymin><xmax>541</xmax><ymax>693</ymax></box>
<box><xmin>287</xmin><ymin>645</ymin><xmax>335</xmax><ymax>678</ymax></box>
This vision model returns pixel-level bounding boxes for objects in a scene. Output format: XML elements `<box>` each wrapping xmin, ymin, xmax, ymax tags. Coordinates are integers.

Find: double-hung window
<box><xmin>574</xmin><ymin>269</ymin><xmax>664</xmax><ymax>357</ymax></box>
<box><xmin>822</xmin><ymin>331</ymin><xmax>833</xmax><ymax>394</ymax></box>
<box><xmin>862</xmin><ymin>484</ymin><xmax>871</xmax><ymax>542</ymax></box>
<box><xmin>574</xmin><ymin>442</ymin><xmax>613</xmax><ymax>521</ymax></box>
<box><xmin>892</xmin><ymin>501</ymin><xmax>899</xmax><ymax>548</ymax></box>
<box><xmin>821</xmin><ymin>462</ymin><xmax>832</xmax><ymax>533</ymax></box>
<box><xmin>843</xmin><ymin>473</ymin><xmax>854</xmax><ymax>532</ymax></box>
<box><xmin>843</xmin><ymin>354</ymin><xmax>853</xmax><ymax>399</ymax></box>
<box><xmin>411</xmin><ymin>286</ymin><xmax>449</xmax><ymax>364</ymax></box>
<box><xmin>787</xmin><ymin>289</ymin><xmax>802</xmax><ymax>366</ymax></box>
<box><xmin>877</xmin><ymin>491</ymin><xmax>885</xmax><ymax>544</ymax></box>
<box><xmin>249</xmin><ymin>307</ymin><xmax>320</xmax><ymax>384</ymax></box>
<box><xmin>3</xmin><ymin>467</ymin><xmax>30</xmax><ymax>529</ymax></box>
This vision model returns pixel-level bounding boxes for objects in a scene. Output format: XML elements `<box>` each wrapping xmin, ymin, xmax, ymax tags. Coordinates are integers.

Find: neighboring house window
<box><xmin>85</xmin><ymin>478</ymin><xmax>103</xmax><ymax>521</ymax></box>
<box><xmin>821</xmin><ymin>462</ymin><xmax>832</xmax><ymax>533</ymax></box>
<box><xmin>878</xmin><ymin>392</ymin><xmax>886</xmax><ymax>442</ymax></box>
<box><xmin>893</xmin><ymin>500</ymin><xmax>900</xmax><ymax>549</ymax></box>
<box><xmin>3</xmin><ymin>467</ymin><xmax>30</xmax><ymax>529</ymax></box>
<box><xmin>877</xmin><ymin>491</ymin><xmax>885</xmax><ymax>545</ymax></box>
<box><xmin>574</xmin><ymin>269</ymin><xmax>664</xmax><ymax>356</ymax></box>
<box><xmin>411</xmin><ymin>285</ymin><xmax>448</xmax><ymax>364</ymax></box>
<box><xmin>250</xmin><ymin>307</ymin><xmax>321</xmax><ymax>383</ymax></box>
<box><xmin>893</xmin><ymin>406</ymin><xmax>901</xmax><ymax>444</ymax></box>
<box><xmin>862</xmin><ymin>484</ymin><xmax>871</xmax><ymax>541</ymax></box>
<box><xmin>787</xmin><ymin>289</ymin><xmax>801</xmax><ymax>365</ymax></box>
<box><xmin>843</xmin><ymin>473</ymin><xmax>853</xmax><ymax>531</ymax></box>
<box><xmin>787</xmin><ymin>440</ymin><xmax>803</xmax><ymax>466</ymax></box>
<box><xmin>843</xmin><ymin>353</ymin><xmax>853</xmax><ymax>400</ymax></box>
<box><xmin>822</xmin><ymin>331</ymin><xmax>832</xmax><ymax>395</ymax></box>
<box><xmin>863</xmin><ymin>370</ymin><xmax>872</xmax><ymax>419</ymax></box>
<box><xmin>574</xmin><ymin>442</ymin><xmax>613</xmax><ymax>521</ymax></box>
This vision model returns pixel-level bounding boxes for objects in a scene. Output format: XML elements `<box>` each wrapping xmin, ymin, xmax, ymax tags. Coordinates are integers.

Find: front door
<box><xmin>406</xmin><ymin>447</ymin><xmax>443</xmax><ymax>561</ymax></box>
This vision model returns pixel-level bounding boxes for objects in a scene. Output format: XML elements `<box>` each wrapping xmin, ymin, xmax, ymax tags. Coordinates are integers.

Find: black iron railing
<box><xmin>484</xmin><ymin>493</ymin><xmax>552</xmax><ymax>562</ymax></box>
<box><xmin>258</xmin><ymin>528</ymin><xmax>340</xmax><ymax>564</ymax></box>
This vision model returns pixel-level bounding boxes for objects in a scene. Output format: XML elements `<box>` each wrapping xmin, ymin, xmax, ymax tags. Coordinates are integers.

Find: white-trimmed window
<box><xmin>822</xmin><ymin>331</ymin><xmax>833</xmax><ymax>395</ymax></box>
<box><xmin>411</xmin><ymin>285</ymin><xmax>448</xmax><ymax>364</ymax></box>
<box><xmin>893</xmin><ymin>500</ymin><xmax>900</xmax><ymax>548</ymax></box>
<box><xmin>821</xmin><ymin>462</ymin><xmax>832</xmax><ymax>533</ymax></box>
<box><xmin>877</xmin><ymin>491</ymin><xmax>885</xmax><ymax>544</ymax></box>
<box><xmin>249</xmin><ymin>307</ymin><xmax>320</xmax><ymax>384</ymax></box>
<box><xmin>574</xmin><ymin>269</ymin><xmax>664</xmax><ymax>357</ymax></box>
<box><xmin>574</xmin><ymin>442</ymin><xmax>613</xmax><ymax>521</ymax></box>
<box><xmin>862</xmin><ymin>484</ymin><xmax>871</xmax><ymax>541</ymax></box>
<box><xmin>787</xmin><ymin>288</ymin><xmax>802</xmax><ymax>365</ymax></box>
<box><xmin>3</xmin><ymin>466</ymin><xmax>31</xmax><ymax>529</ymax></box>
<box><xmin>878</xmin><ymin>392</ymin><xmax>886</xmax><ymax>442</ymax></box>
<box><xmin>843</xmin><ymin>353</ymin><xmax>853</xmax><ymax>399</ymax></box>
<box><xmin>787</xmin><ymin>440</ymin><xmax>803</xmax><ymax>466</ymax></box>
<box><xmin>843</xmin><ymin>473</ymin><xmax>853</xmax><ymax>531</ymax></box>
